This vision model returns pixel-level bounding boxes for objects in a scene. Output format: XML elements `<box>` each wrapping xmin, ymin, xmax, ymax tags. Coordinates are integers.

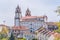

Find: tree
<box><xmin>54</xmin><ymin>22</ymin><xmax>60</xmax><ymax>33</ymax></box>
<box><xmin>55</xmin><ymin>6</ymin><xmax>60</xmax><ymax>16</ymax></box>
<box><xmin>0</xmin><ymin>34</ymin><xmax>3</xmax><ymax>39</ymax></box>
<box><xmin>18</xmin><ymin>38</ymin><xmax>26</xmax><ymax>40</ymax></box>
<box><xmin>54</xmin><ymin>37</ymin><xmax>60</xmax><ymax>40</ymax></box>
<box><xmin>32</xmin><ymin>38</ymin><xmax>38</xmax><ymax>40</ymax></box>
<box><xmin>9</xmin><ymin>33</ymin><xmax>15</xmax><ymax>40</ymax></box>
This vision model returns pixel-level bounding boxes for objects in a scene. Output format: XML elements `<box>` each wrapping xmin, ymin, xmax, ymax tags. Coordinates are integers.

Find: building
<box><xmin>0</xmin><ymin>24</ymin><xmax>10</xmax><ymax>37</ymax></box>
<box><xmin>35</xmin><ymin>27</ymin><xmax>55</xmax><ymax>40</ymax></box>
<box><xmin>12</xmin><ymin>5</ymin><xmax>29</xmax><ymax>38</ymax></box>
<box><xmin>14</xmin><ymin>5</ymin><xmax>48</xmax><ymax>32</ymax></box>
<box><xmin>54</xmin><ymin>33</ymin><xmax>60</xmax><ymax>40</ymax></box>
<box><xmin>11</xmin><ymin>5</ymin><xmax>59</xmax><ymax>40</ymax></box>
<box><xmin>12</xmin><ymin>26</ymin><xmax>29</xmax><ymax>38</ymax></box>
<box><xmin>45</xmin><ymin>22</ymin><xmax>58</xmax><ymax>31</ymax></box>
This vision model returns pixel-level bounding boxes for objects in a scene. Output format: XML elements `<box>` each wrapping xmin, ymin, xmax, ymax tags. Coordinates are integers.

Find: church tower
<box><xmin>15</xmin><ymin>5</ymin><xmax>22</xmax><ymax>26</ymax></box>
<box><xmin>25</xmin><ymin>8</ymin><xmax>31</xmax><ymax>16</ymax></box>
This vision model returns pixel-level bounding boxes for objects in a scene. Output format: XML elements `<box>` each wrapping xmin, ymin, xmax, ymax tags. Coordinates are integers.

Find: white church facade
<box><xmin>11</xmin><ymin>5</ymin><xmax>58</xmax><ymax>40</ymax></box>
<box><xmin>14</xmin><ymin>5</ymin><xmax>47</xmax><ymax>31</ymax></box>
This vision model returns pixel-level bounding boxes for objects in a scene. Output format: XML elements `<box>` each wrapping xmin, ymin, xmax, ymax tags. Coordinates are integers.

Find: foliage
<box><xmin>0</xmin><ymin>34</ymin><xmax>3</xmax><ymax>39</ymax></box>
<box><xmin>54</xmin><ymin>22</ymin><xmax>60</xmax><ymax>33</ymax></box>
<box><xmin>54</xmin><ymin>37</ymin><xmax>60</xmax><ymax>40</ymax></box>
<box><xmin>0</xmin><ymin>33</ymin><xmax>8</xmax><ymax>39</ymax></box>
<box><xmin>0</xmin><ymin>34</ymin><xmax>8</xmax><ymax>40</ymax></box>
<box><xmin>18</xmin><ymin>38</ymin><xmax>26</xmax><ymax>40</ymax></box>
<box><xmin>32</xmin><ymin>38</ymin><xmax>38</xmax><ymax>40</ymax></box>
<box><xmin>2</xmin><ymin>38</ymin><xmax>8</xmax><ymax>40</ymax></box>
<box><xmin>9</xmin><ymin>33</ymin><xmax>15</xmax><ymax>40</ymax></box>
<box><xmin>55</xmin><ymin>6</ymin><xmax>60</xmax><ymax>15</ymax></box>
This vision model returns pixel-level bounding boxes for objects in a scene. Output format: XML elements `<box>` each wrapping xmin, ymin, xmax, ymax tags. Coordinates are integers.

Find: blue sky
<box><xmin>0</xmin><ymin>0</ymin><xmax>60</xmax><ymax>26</ymax></box>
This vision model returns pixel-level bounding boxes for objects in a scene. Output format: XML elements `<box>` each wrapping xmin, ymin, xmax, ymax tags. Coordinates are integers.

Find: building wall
<box><xmin>48</xmin><ymin>35</ymin><xmax>54</xmax><ymax>40</ymax></box>
<box><xmin>12</xmin><ymin>29</ymin><xmax>29</xmax><ymax>38</ymax></box>
<box><xmin>35</xmin><ymin>33</ymin><xmax>54</xmax><ymax>40</ymax></box>
<box><xmin>24</xmin><ymin>33</ymin><xmax>35</xmax><ymax>40</ymax></box>
<box><xmin>20</xmin><ymin>21</ymin><xmax>45</xmax><ymax>31</ymax></box>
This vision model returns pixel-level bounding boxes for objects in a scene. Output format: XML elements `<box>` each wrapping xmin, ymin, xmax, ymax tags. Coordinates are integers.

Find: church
<box><xmin>14</xmin><ymin>5</ymin><xmax>47</xmax><ymax>30</ymax></box>
<box><xmin>11</xmin><ymin>5</ymin><xmax>58</xmax><ymax>40</ymax></box>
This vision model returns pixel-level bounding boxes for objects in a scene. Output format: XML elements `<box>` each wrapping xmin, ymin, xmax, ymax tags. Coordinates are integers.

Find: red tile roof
<box><xmin>21</xmin><ymin>16</ymin><xmax>45</xmax><ymax>20</ymax></box>
<box><xmin>54</xmin><ymin>33</ymin><xmax>60</xmax><ymax>38</ymax></box>
<box><xmin>12</xmin><ymin>26</ymin><xmax>29</xmax><ymax>31</ymax></box>
<box><xmin>0</xmin><ymin>24</ymin><xmax>9</xmax><ymax>28</ymax></box>
<box><xmin>46</xmin><ymin>22</ymin><xmax>57</xmax><ymax>26</ymax></box>
<box><xmin>21</xmin><ymin>20</ymin><xmax>40</xmax><ymax>22</ymax></box>
<box><xmin>0</xmin><ymin>24</ymin><xmax>8</xmax><ymax>27</ymax></box>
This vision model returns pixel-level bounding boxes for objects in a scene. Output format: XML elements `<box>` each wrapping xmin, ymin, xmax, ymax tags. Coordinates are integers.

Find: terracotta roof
<box><xmin>12</xmin><ymin>26</ymin><xmax>29</xmax><ymax>31</ymax></box>
<box><xmin>46</xmin><ymin>22</ymin><xmax>57</xmax><ymax>26</ymax></box>
<box><xmin>21</xmin><ymin>20</ymin><xmax>41</xmax><ymax>22</ymax></box>
<box><xmin>0</xmin><ymin>24</ymin><xmax>7</xmax><ymax>26</ymax></box>
<box><xmin>35</xmin><ymin>27</ymin><xmax>56</xmax><ymax>36</ymax></box>
<box><xmin>54</xmin><ymin>33</ymin><xmax>60</xmax><ymax>38</ymax></box>
<box><xmin>0</xmin><ymin>24</ymin><xmax>9</xmax><ymax>28</ymax></box>
<box><xmin>45</xmin><ymin>31</ymin><xmax>51</xmax><ymax>35</ymax></box>
<box><xmin>21</xmin><ymin>16</ymin><xmax>45</xmax><ymax>20</ymax></box>
<box><xmin>24</xmin><ymin>31</ymin><xmax>32</xmax><ymax>34</ymax></box>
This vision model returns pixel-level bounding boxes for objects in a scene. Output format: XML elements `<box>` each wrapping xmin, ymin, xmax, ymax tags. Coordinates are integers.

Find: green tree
<box><xmin>54</xmin><ymin>37</ymin><xmax>60</xmax><ymax>40</ymax></box>
<box><xmin>54</xmin><ymin>22</ymin><xmax>60</xmax><ymax>33</ymax></box>
<box><xmin>32</xmin><ymin>38</ymin><xmax>38</xmax><ymax>40</ymax></box>
<box><xmin>0</xmin><ymin>34</ymin><xmax>3</xmax><ymax>39</ymax></box>
<box><xmin>18</xmin><ymin>38</ymin><xmax>26</xmax><ymax>40</ymax></box>
<box><xmin>55</xmin><ymin>6</ymin><xmax>60</xmax><ymax>16</ymax></box>
<box><xmin>9</xmin><ymin>33</ymin><xmax>15</xmax><ymax>40</ymax></box>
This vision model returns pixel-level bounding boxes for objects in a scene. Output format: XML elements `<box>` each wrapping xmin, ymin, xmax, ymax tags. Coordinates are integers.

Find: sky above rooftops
<box><xmin>0</xmin><ymin>0</ymin><xmax>60</xmax><ymax>26</ymax></box>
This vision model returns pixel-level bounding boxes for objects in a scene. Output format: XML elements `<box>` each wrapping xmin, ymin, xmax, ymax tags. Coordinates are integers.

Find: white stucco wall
<box><xmin>48</xmin><ymin>35</ymin><xmax>54</xmax><ymax>40</ymax></box>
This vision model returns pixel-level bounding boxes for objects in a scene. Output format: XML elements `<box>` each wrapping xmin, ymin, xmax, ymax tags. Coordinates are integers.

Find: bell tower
<box><xmin>14</xmin><ymin>5</ymin><xmax>22</xmax><ymax>26</ymax></box>
<box><xmin>25</xmin><ymin>8</ymin><xmax>31</xmax><ymax>16</ymax></box>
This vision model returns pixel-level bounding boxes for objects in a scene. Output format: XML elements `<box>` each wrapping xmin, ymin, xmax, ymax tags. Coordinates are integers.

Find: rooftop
<box><xmin>12</xmin><ymin>26</ymin><xmax>29</xmax><ymax>31</ymax></box>
<box><xmin>21</xmin><ymin>16</ymin><xmax>46</xmax><ymax>20</ymax></box>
